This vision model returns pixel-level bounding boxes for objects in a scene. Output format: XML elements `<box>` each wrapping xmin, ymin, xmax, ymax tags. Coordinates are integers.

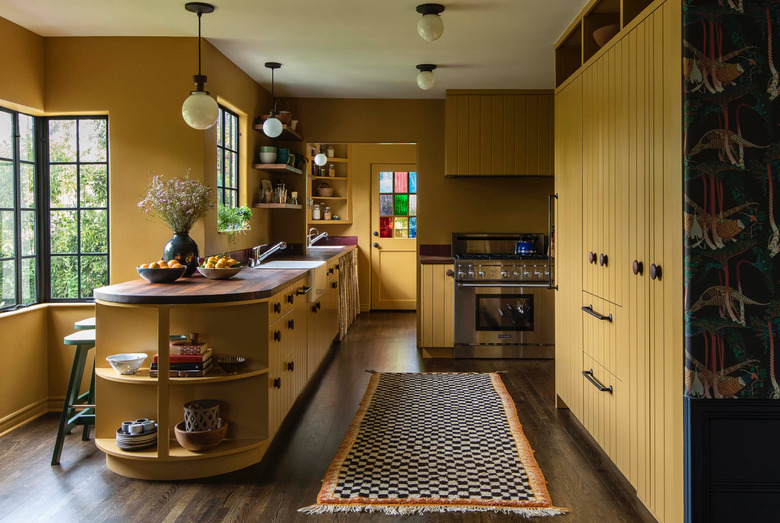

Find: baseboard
<box><xmin>48</xmin><ymin>395</ymin><xmax>65</xmax><ymax>412</ymax></box>
<box><xmin>0</xmin><ymin>398</ymin><xmax>49</xmax><ymax>437</ymax></box>
<box><xmin>420</xmin><ymin>347</ymin><xmax>453</xmax><ymax>358</ymax></box>
<box><xmin>685</xmin><ymin>398</ymin><xmax>780</xmax><ymax>523</ymax></box>
<box><xmin>360</xmin><ymin>304</ymin><xmax>371</xmax><ymax>312</ymax></box>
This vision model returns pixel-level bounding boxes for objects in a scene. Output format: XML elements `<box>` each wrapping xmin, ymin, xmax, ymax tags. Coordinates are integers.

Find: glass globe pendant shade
<box><xmin>182</xmin><ymin>91</ymin><xmax>219</xmax><ymax>130</ymax></box>
<box><xmin>263</xmin><ymin>116</ymin><xmax>283</xmax><ymax>138</ymax></box>
<box><xmin>417</xmin><ymin>14</ymin><xmax>443</xmax><ymax>41</ymax></box>
<box><xmin>417</xmin><ymin>70</ymin><xmax>436</xmax><ymax>90</ymax></box>
<box><xmin>314</xmin><ymin>153</ymin><xmax>328</xmax><ymax>167</ymax></box>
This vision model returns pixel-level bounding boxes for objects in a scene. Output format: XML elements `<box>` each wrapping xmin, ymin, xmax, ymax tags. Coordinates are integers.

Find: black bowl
<box><xmin>217</xmin><ymin>356</ymin><xmax>247</xmax><ymax>374</ymax></box>
<box><xmin>137</xmin><ymin>266</ymin><xmax>186</xmax><ymax>284</ymax></box>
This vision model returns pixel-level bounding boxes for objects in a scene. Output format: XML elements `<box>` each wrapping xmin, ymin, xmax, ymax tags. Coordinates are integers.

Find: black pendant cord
<box><xmin>270</xmin><ymin>68</ymin><xmax>275</xmax><ymax>114</ymax></box>
<box><xmin>197</xmin><ymin>12</ymin><xmax>202</xmax><ymax>76</ymax></box>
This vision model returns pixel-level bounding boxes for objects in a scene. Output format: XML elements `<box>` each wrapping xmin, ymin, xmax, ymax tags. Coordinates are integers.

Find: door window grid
<box><xmin>217</xmin><ymin>106</ymin><xmax>239</xmax><ymax>209</ymax></box>
<box><xmin>379</xmin><ymin>171</ymin><xmax>417</xmax><ymax>238</ymax></box>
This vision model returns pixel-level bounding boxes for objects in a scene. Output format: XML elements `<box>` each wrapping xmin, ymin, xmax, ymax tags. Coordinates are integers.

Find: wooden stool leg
<box><xmin>52</xmin><ymin>345</ymin><xmax>88</xmax><ymax>466</ymax></box>
<box><xmin>82</xmin><ymin>358</ymin><xmax>96</xmax><ymax>441</ymax></box>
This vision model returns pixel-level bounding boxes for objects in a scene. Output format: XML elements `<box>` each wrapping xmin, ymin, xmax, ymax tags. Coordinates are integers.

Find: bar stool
<box><xmin>74</xmin><ymin>317</ymin><xmax>95</xmax><ymax>330</ymax></box>
<box><xmin>52</xmin><ymin>330</ymin><xmax>96</xmax><ymax>466</ymax></box>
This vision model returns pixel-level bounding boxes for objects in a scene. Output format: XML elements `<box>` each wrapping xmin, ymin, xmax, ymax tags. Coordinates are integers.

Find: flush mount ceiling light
<box><xmin>181</xmin><ymin>2</ymin><xmax>219</xmax><ymax>130</ymax></box>
<box><xmin>262</xmin><ymin>62</ymin><xmax>284</xmax><ymax>138</ymax></box>
<box><xmin>416</xmin><ymin>64</ymin><xmax>437</xmax><ymax>90</ymax></box>
<box><xmin>416</xmin><ymin>4</ymin><xmax>445</xmax><ymax>41</ymax></box>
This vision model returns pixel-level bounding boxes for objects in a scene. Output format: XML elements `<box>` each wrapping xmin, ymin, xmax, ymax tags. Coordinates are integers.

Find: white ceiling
<box><xmin>0</xmin><ymin>0</ymin><xmax>587</xmax><ymax>98</ymax></box>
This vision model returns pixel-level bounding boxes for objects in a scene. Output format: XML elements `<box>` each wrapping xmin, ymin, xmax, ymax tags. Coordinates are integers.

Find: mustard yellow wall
<box><xmin>0</xmin><ymin>17</ymin><xmax>44</xmax><ymax>113</ymax></box>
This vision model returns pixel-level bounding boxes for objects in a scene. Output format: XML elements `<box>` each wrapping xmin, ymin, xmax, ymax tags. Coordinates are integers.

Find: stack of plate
<box><xmin>115</xmin><ymin>425</ymin><xmax>157</xmax><ymax>451</ymax></box>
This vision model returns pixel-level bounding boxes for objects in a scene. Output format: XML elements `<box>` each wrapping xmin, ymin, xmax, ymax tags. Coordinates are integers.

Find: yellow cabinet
<box><xmin>268</xmin><ymin>309</ymin><xmax>290</xmax><ymax>437</ymax></box>
<box><xmin>445</xmin><ymin>90</ymin><xmax>553</xmax><ymax>176</ymax></box>
<box><xmin>419</xmin><ymin>264</ymin><xmax>455</xmax><ymax>348</ymax></box>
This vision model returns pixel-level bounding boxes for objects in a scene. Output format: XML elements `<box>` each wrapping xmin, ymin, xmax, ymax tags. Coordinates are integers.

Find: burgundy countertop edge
<box><xmin>419</xmin><ymin>244</ymin><xmax>451</xmax><ymax>257</ymax></box>
<box><xmin>419</xmin><ymin>255</ymin><xmax>455</xmax><ymax>265</ymax></box>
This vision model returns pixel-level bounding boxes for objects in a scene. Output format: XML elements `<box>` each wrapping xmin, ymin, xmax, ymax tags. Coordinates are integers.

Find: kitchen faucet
<box><xmin>307</xmin><ymin>228</ymin><xmax>328</xmax><ymax>247</ymax></box>
<box><xmin>250</xmin><ymin>241</ymin><xmax>287</xmax><ymax>267</ymax></box>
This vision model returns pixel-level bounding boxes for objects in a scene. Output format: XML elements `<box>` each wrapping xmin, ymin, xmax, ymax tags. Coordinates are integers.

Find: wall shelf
<box><xmin>252</xmin><ymin>123</ymin><xmax>302</xmax><ymax>142</ymax></box>
<box><xmin>96</xmin><ymin>367</ymin><xmax>270</xmax><ymax>384</ymax></box>
<box><xmin>252</xmin><ymin>164</ymin><xmax>302</xmax><ymax>175</ymax></box>
<box><xmin>253</xmin><ymin>203</ymin><xmax>303</xmax><ymax>210</ymax></box>
<box><xmin>306</xmin><ymin>143</ymin><xmax>353</xmax><ymax>227</ymax></box>
<box><xmin>311</xmin><ymin>197</ymin><xmax>347</xmax><ymax>200</ymax></box>
<box><xmin>311</xmin><ymin>176</ymin><xmax>348</xmax><ymax>181</ymax></box>
<box><xmin>307</xmin><ymin>220</ymin><xmax>352</xmax><ymax>225</ymax></box>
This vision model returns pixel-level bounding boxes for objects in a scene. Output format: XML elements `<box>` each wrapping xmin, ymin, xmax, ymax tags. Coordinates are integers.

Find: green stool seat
<box><xmin>52</xmin><ymin>330</ymin><xmax>96</xmax><ymax>466</ymax></box>
<box><xmin>74</xmin><ymin>317</ymin><xmax>96</xmax><ymax>330</ymax></box>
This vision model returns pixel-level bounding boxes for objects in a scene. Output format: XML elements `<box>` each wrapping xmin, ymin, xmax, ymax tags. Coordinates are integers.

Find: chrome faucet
<box><xmin>307</xmin><ymin>228</ymin><xmax>328</xmax><ymax>247</ymax></box>
<box><xmin>250</xmin><ymin>241</ymin><xmax>287</xmax><ymax>267</ymax></box>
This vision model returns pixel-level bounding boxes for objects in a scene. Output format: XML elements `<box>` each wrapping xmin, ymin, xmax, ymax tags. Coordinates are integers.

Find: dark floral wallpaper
<box><xmin>684</xmin><ymin>0</ymin><xmax>780</xmax><ymax>399</ymax></box>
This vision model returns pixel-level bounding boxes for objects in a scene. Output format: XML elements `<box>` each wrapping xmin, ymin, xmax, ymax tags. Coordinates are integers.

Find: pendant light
<box><xmin>182</xmin><ymin>2</ymin><xmax>219</xmax><ymax>130</ymax></box>
<box><xmin>314</xmin><ymin>151</ymin><xmax>328</xmax><ymax>166</ymax></box>
<box><xmin>262</xmin><ymin>62</ymin><xmax>284</xmax><ymax>138</ymax></box>
<box><xmin>416</xmin><ymin>4</ymin><xmax>445</xmax><ymax>42</ymax></box>
<box><xmin>416</xmin><ymin>64</ymin><xmax>437</xmax><ymax>90</ymax></box>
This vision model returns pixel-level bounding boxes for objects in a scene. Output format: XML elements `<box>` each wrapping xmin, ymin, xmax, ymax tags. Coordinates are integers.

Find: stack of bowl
<box><xmin>116</xmin><ymin>418</ymin><xmax>157</xmax><ymax>451</ymax></box>
<box><xmin>175</xmin><ymin>399</ymin><xmax>228</xmax><ymax>452</ymax></box>
<box><xmin>259</xmin><ymin>146</ymin><xmax>277</xmax><ymax>164</ymax></box>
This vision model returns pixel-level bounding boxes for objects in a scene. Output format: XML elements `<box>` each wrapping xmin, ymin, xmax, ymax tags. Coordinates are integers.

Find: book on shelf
<box><xmin>153</xmin><ymin>349</ymin><xmax>212</xmax><ymax>364</ymax></box>
<box><xmin>149</xmin><ymin>363</ymin><xmax>213</xmax><ymax>378</ymax></box>
<box><xmin>150</xmin><ymin>357</ymin><xmax>212</xmax><ymax>371</ymax></box>
<box><xmin>169</xmin><ymin>342</ymin><xmax>209</xmax><ymax>356</ymax></box>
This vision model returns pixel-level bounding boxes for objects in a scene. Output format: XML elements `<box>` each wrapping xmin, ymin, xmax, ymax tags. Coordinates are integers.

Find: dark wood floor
<box><xmin>0</xmin><ymin>312</ymin><xmax>655</xmax><ymax>522</ymax></box>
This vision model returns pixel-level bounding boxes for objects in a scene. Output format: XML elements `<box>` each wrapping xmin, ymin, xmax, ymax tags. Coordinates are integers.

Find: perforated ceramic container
<box><xmin>183</xmin><ymin>399</ymin><xmax>220</xmax><ymax>432</ymax></box>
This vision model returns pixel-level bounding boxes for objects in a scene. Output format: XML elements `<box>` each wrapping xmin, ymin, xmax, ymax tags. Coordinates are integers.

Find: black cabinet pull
<box><xmin>650</xmin><ymin>263</ymin><xmax>662</xmax><ymax>281</ymax></box>
<box><xmin>588</xmin><ymin>251</ymin><xmax>596</xmax><ymax>264</ymax></box>
<box><xmin>599</xmin><ymin>253</ymin><xmax>608</xmax><ymax>267</ymax></box>
<box><xmin>582</xmin><ymin>304</ymin><xmax>613</xmax><ymax>322</ymax></box>
<box><xmin>373</xmin><ymin>242</ymin><xmax>379</xmax><ymax>248</ymax></box>
<box><xmin>273</xmin><ymin>377</ymin><xmax>281</xmax><ymax>389</ymax></box>
<box><xmin>273</xmin><ymin>330</ymin><xmax>281</xmax><ymax>341</ymax></box>
<box><xmin>327</xmin><ymin>267</ymin><xmax>334</xmax><ymax>276</ymax></box>
<box><xmin>332</xmin><ymin>282</ymin><xmax>337</xmax><ymax>289</ymax></box>
<box><xmin>287</xmin><ymin>293</ymin><xmax>294</xmax><ymax>304</ymax></box>
<box><xmin>296</xmin><ymin>286</ymin><xmax>312</xmax><ymax>295</ymax></box>
<box><xmin>633</xmin><ymin>260</ymin><xmax>643</xmax><ymax>276</ymax></box>
<box><xmin>582</xmin><ymin>369</ymin><xmax>613</xmax><ymax>393</ymax></box>
<box><xmin>446</xmin><ymin>269</ymin><xmax>454</xmax><ymax>277</ymax></box>
<box><xmin>288</xmin><ymin>318</ymin><xmax>294</xmax><ymax>330</ymax></box>
<box><xmin>335</xmin><ymin>264</ymin><xmax>340</xmax><ymax>270</ymax></box>
<box><xmin>312</xmin><ymin>303</ymin><xmax>319</xmax><ymax>313</ymax></box>
<box><xmin>317</xmin><ymin>302</ymin><xmax>322</xmax><ymax>310</ymax></box>
<box><xmin>287</xmin><ymin>361</ymin><xmax>295</xmax><ymax>372</ymax></box>
<box><xmin>273</xmin><ymin>302</ymin><xmax>281</xmax><ymax>313</ymax></box>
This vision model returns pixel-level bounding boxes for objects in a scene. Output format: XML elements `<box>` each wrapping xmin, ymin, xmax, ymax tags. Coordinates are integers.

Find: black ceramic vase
<box><xmin>163</xmin><ymin>233</ymin><xmax>199</xmax><ymax>277</ymax></box>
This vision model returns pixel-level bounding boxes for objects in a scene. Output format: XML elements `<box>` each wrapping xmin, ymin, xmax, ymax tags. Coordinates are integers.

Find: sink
<box><xmin>254</xmin><ymin>260</ymin><xmax>326</xmax><ymax>269</ymax></box>
<box><xmin>307</xmin><ymin>245</ymin><xmax>344</xmax><ymax>250</ymax></box>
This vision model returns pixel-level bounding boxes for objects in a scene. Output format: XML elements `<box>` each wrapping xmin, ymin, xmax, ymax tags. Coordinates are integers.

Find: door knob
<box><xmin>650</xmin><ymin>263</ymin><xmax>662</xmax><ymax>281</ymax></box>
<box><xmin>588</xmin><ymin>252</ymin><xmax>596</xmax><ymax>264</ymax></box>
<box><xmin>373</xmin><ymin>231</ymin><xmax>379</xmax><ymax>236</ymax></box>
<box><xmin>599</xmin><ymin>253</ymin><xmax>608</xmax><ymax>267</ymax></box>
<box><xmin>632</xmin><ymin>260</ymin><xmax>643</xmax><ymax>276</ymax></box>
<box><xmin>373</xmin><ymin>242</ymin><xmax>379</xmax><ymax>248</ymax></box>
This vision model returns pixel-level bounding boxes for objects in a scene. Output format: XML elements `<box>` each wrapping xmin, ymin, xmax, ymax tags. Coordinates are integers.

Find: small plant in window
<box><xmin>217</xmin><ymin>205</ymin><xmax>252</xmax><ymax>244</ymax></box>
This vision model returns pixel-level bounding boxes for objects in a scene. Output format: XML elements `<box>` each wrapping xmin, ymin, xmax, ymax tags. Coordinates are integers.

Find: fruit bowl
<box><xmin>106</xmin><ymin>353</ymin><xmax>148</xmax><ymax>375</ymax></box>
<box><xmin>137</xmin><ymin>266</ymin><xmax>186</xmax><ymax>284</ymax></box>
<box><xmin>174</xmin><ymin>418</ymin><xmax>228</xmax><ymax>452</ymax></box>
<box><xmin>197</xmin><ymin>266</ymin><xmax>242</xmax><ymax>280</ymax></box>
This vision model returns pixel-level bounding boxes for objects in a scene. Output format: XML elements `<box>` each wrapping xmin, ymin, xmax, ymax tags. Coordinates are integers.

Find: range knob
<box><xmin>533</xmin><ymin>268</ymin><xmax>542</xmax><ymax>278</ymax></box>
<box><xmin>513</xmin><ymin>270</ymin><xmax>520</xmax><ymax>278</ymax></box>
<box><xmin>457</xmin><ymin>270</ymin><xmax>466</xmax><ymax>278</ymax></box>
<box><xmin>501</xmin><ymin>270</ymin><xmax>509</xmax><ymax>278</ymax></box>
<box><xmin>477</xmin><ymin>268</ymin><xmax>486</xmax><ymax>278</ymax></box>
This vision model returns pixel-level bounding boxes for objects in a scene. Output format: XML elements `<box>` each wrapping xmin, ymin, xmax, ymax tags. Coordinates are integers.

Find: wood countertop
<box><xmin>94</xmin><ymin>245</ymin><xmax>356</xmax><ymax>306</ymax></box>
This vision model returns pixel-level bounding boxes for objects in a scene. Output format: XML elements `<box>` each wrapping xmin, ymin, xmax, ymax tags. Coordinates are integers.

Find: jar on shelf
<box><xmin>326</xmin><ymin>146</ymin><xmax>335</xmax><ymax>158</ymax></box>
<box><xmin>328</xmin><ymin>164</ymin><xmax>336</xmax><ymax>177</ymax></box>
<box><xmin>324</xmin><ymin>206</ymin><xmax>332</xmax><ymax>220</ymax></box>
<box><xmin>312</xmin><ymin>204</ymin><xmax>321</xmax><ymax>220</ymax></box>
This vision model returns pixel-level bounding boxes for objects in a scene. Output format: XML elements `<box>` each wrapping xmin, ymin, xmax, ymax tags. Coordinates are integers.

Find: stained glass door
<box><xmin>371</xmin><ymin>164</ymin><xmax>417</xmax><ymax>310</ymax></box>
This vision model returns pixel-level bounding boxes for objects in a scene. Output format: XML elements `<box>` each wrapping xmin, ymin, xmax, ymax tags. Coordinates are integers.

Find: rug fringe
<box><xmin>298</xmin><ymin>504</ymin><xmax>568</xmax><ymax>517</ymax></box>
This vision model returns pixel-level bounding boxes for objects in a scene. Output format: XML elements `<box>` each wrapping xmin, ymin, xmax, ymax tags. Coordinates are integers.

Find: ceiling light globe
<box><xmin>314</xmin><ymin>153</ymin><xmax>328</xmax><ymax>167</ymax></box>
<box><xmin>263</xmin><ymin>116</ymin><xmax>283</xmax><ymax>138</ymax></box>
<box><xmin>417</xmin><ymin>70</ymin><xmax>436</xmax><ymax>90</ymax></box>
<box><xmin>182</xmin><ymin>91</ymin><xmax>219</xmax><ymax>130</ymax></box>
<box><xmin>417</xmin><ymin>14</ymin><xmax>444</xmax><ymax>41</ymax></box>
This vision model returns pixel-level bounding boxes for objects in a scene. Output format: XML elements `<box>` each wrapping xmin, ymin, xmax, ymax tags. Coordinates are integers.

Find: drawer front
<box><xmin>581</xmin><ymin>292</ymin><xmax>623</xmax><ymax>380</ymax></box>
<box><xmin>292</xmin><ymin>278</ymin><xmax>310</xmax><ymax>307</ymax></box>
<box><xmin>581</xmin><ymin>354</ymin><xmax>623</xmax><ymax>468</ymax></box>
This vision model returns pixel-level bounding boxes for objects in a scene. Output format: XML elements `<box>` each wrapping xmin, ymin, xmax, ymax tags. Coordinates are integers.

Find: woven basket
<box><xmin>317</xmin><ymin>185</ymin><xmax>335</xmax><ymax>197</ymax></box>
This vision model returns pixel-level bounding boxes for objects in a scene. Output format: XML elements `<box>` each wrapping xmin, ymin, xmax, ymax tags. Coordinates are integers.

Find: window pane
<box><xmin>379</xmin><ymin>172</ymin><xmax>393</xmax><ymax>193</ymax></box>
<box><xmin>226</xmin><ymin>114</ymin><xmax>235</xmax><ymax>150</ymax></box>
<box><xmin>81</xmin><ymin>209</ymin><xmax>108</xmax><ymax>253</ymax></box>
<box><xmin>19</xmin><ymin>114</ymin><xmax>35</xmax><ymax>162</ymax></box>
<box><xmin>218</xmin><ymin>188</ymin><xmax>225</xmax><ymax>206</ymax></box>
<box><xmin>0</xmin><ymin>161</ymin><xmax>12</xmax><ymax>208</ymax></box>
<box><xmin>409</xmin><ymin>172</ymin><xmax>417</xmax><ymax>194</ymax></box>
<box><xmin>380</xmin><ymin>194</ymin><xmax>393</xmax><ymax>216</ymax></box>
<box><xmin>49</xmin><ymin>120</ymin><xmax>77</xmax><ymax>162</ymax></box>
<box><xmin>217</xmin><ymin>150</ymin><xmax>223</xmax><ymax>187</ymax></box>
<box><xmin>225</xmin><ymin>151</ymin><xmax>236</xmax><ymax>189</ymax></box>
<box><xmin>409</xmin><ymin>194</ymin><xmax>417</xmax><ymax>217</ymax></box>
<box><xmin>0</xmin><ymin>259</ymin><xmax>15</xmax><ymax>307</ymax></box>
<box><xmin>21</xmin><ymin>211</ymin><xmax>35</xmax><ymax>256</ymax></box>
<box><xmin>51</xmin><ymin>255</ymin><xmax>79</xmax><ymax>299</ymax></box>
<box><xmin>80</xmin><ymin>164</ymin><xmax>108</xmax><ymax>208</ymax></box>
<box><xmin>78</xmin><ymin>119</ymin><xmax>107</xmax><ymax>162</ymax></box>
<box><xmin>22</xmin><ymin>257</ymin><xmax>36</xmax><ymax>305</ymax></box>
<box><xmin>1</xmin><ymin>210</ymin><xmax>14</xmax><ymax>258</ymax></box>
<box><xmin>217</xmin><ymin>110</ymin><xmax>223</xmax><ymax>146</ymax></box>
<box><xmin>81</xmin><ymin>255</ymin><xmax>108</xmax><ymax>299</ymax></box>
<box><xmin>394</xmin><ymin>194</ymin><xmax>408</xmax><ymax>216</ymax></box>
<box><xmin>394</xmin><ymin>216</ymin><xmax>409</xmax><ymax>238</ymax></box>
<box><xmin>20</xmin><ymin>163</ymin><xmax>35</xmax><ymax>208</ymax></box>
<box><xmin>379</xmin><ymin>216</ymin><xmax>393</xmax><ymax>238</ymax></box>
<box><xmin>0</xmin><ymin>112</ymin><xmax>11</xmax><ymax>159</ymax></box>
<box><xmin>50</xmin><ymin>164</ymin><xmax>77</xmax><ymax>208</ymax></box>
<box><xmin>410</xmin><ymin>217</ymin><xmax>417</xmax><ymax>239</ymax></box>
<box><xmin>394</xmin><ymin>172</ymin><xmax>408</xmax><ymax>193</ymax></box>
<box><xmin>50</xmin><ymin>210</ymin><xmax>78</xmax><ymax>253</ymax></box>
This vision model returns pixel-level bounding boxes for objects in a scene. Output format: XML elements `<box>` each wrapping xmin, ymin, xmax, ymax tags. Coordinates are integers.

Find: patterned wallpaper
<box><xmin>684</xmin><ymin>0</ymin><xmax>780</xmax><ymax>399</ymax></box>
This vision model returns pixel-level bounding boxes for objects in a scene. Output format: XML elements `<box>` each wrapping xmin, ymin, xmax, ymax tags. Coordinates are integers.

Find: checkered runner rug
<box><xmin>300</xmin><ymin>372</ymin><xmax>567</xmax><ymax>516</ymax></box>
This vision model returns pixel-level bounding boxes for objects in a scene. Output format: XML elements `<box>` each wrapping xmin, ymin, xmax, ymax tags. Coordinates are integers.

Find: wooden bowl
<box><xmin>137</xmin><ymin>266</ymin><xmax>186</xmax><ymax>284</ymax></box>
<box><xmin>174</xmin><ymin>418</ymin><xmax>228</xmax><ymax>452</ymax></box>
<box><xmin>593</xmin><ymin>24</ymin><xmax>619</xmax><ymax>48</ymax></box>
<box><xmin>197</xmin><ymin>266</ymin><xmax>242</xmax><ymax>280</ymax></box>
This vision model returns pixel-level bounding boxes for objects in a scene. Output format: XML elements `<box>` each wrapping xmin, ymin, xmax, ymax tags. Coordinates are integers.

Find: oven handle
<box><xmin>457</xmin><ymin>282</ymin><xmax>553</xmax><ymax>288</ymax></box>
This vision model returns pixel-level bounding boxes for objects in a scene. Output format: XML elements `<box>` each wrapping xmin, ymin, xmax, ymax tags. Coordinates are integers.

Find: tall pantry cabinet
<box><xmin>554</xmin><ymin>1</ymin><xmax>683</xmax><ymax>522</ymax></box>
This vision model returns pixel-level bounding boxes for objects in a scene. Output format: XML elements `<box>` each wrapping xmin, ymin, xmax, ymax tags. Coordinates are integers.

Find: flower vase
<box><xmin>164</xmin><ymin>233</ymin><xmax>199</xmax><ymax>277</ymax></box>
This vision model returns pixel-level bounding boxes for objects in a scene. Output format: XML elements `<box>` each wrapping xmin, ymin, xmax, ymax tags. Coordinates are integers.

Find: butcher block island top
<box><xmin>94</xmin><ymin>245</ymin><xmax>355</xmax><ymax>305</ymax></box>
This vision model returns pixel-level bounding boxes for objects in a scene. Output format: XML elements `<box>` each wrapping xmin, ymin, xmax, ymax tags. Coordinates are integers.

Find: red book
<box><xmin>154</xmin><ymin>349</ymin><xmax>212</xmax><ymax>364</ymax></box>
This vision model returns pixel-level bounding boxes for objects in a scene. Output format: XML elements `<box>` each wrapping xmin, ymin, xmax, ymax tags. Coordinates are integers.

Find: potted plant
<box><xmin>138</xmin><ymin>172</ymin><xmax>215</xmax><ymax>276</ymax></box>
<box><xmin>217</xmin><ymin>205</ymin><xmax>253</xmax><ymax>244</ymax></box>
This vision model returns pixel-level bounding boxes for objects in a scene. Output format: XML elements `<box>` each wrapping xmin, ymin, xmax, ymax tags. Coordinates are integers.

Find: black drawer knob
<box><xmin>446</xmin><ymin>269</ymin><xmax>454</xmax><ymax>277</ymax></box>
<box><xmin>287</xmin><ymin>293</ymin><xmax>294</xmax><ymax>304</ymax></box>
<box><xmin>588</xmin><ymin>251</ymin><xmax>596</xmax><ymax>264</ymax></box>
<box><xmin>287</xmin><ymin>361</ymin><xmax>294</xmax><ymax>372</ymax></box>
<box><xmin>273</xmin><ymin>377</ymin><xmax>281</xmax><ymax>389</ymax></box>
<box><xmin>599</xmin><ymin>253</ymin><xmax>608</xmax><ymax>267</ymax></box>
<box><xmin>288</xmin><ymin>318</ymin><xmax>294</xmax><ymax>330</ymax></box>
<box><xmin>273</xmin><ymin>302</ymin><xmax>281</xmax><ymax>313</ymax></box>
<box><xmin>650</xmin><ymin>263</ymin><xmax>662</xmax><ymax>281</ymax></box>
<box><xmin>332</xmin><ymin>282</ymin><xmax>337</xmax><ymax>289</ymax></box>
<box><xmin>633</xmin><ymin>260</ymin><xmax>643</xmax><ymax>276</ymax></box>
<box><xmin>273</xmin><ymin>330</ymin><xmax>281</xmax><ymax>342</ymax></box>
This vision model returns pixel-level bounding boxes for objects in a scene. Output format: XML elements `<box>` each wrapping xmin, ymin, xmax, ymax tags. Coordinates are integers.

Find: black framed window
<box><xmin>45</xmin><ymin>117</ymin><xmax>109</xmax><ymax>300</ymax></box>
<box><xmin>216</xmin><ymin>106</ymin><xmax>239</xmax><ymax>209</ymax></box>
<box><xmin>0</xmin><ymin>108</ymin><xmax>38</xmax><ymax>310</ymax></box>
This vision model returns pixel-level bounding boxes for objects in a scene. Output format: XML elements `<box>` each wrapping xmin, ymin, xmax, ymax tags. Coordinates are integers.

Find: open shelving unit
<box><xmin>251</xmin><ymin>163</ymin><xmax>302</xmax><ymax>175</ymax></box>
<box><xmin>306</xmin><ymin>143</ymin><xmax>353</xmax><ymax>226</ymax></box>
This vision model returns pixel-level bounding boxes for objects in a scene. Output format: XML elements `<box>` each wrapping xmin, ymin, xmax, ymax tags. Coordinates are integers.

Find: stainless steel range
<box><xmin>453</xmin><ymin>233</ymin><xmax>555</xmax><ymax>359</ymax></box>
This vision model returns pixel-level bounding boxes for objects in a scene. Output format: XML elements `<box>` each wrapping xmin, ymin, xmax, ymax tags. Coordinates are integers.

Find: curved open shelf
<box><xmin>96</xmin><ymin>367</ymin><xmax>269</xmax><ymax>385</ymax></box>
<box><xmin>96</xmin><ymin>438</ymin><xmax>268</xmax><ymax>461</ymax></box>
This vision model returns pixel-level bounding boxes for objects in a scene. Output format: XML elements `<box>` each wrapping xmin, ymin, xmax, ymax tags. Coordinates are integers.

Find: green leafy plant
<box><xmin>217</xmin><ymin>205</ymin><xmax>252</xmax><ymax>244</ymax></box>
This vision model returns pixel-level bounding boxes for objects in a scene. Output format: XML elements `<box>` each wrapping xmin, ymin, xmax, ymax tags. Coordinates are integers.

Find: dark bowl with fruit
<box><xmin>137</xmin><ymin>264</ymin><xmax>187</xmax><ymax>284</ymax></box>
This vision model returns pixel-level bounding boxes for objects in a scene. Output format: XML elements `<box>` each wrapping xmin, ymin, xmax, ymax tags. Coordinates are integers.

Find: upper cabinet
<box><xmin>445</xmin><ymin>90</ymin><xmax>554</xmax><ymax>177</ymax></box>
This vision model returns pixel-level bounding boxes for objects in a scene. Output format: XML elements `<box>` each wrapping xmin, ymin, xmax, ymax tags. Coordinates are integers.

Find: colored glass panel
<box><xmin>394</xmin><ymin>194</ymin><xmax>408</xmax><ymax>215</ymax></box>
<box><xmin>379</xmin><ymin>172</ymin><xmax>393</xmax><ymax>193</ymax></box>
<box><xmin>379</xmin><ymin>216</ymin><xmax>393</xmax><ymax>238</ymax></box>
<box><xmin>394</xmin><ymin>172</ymin><xmax>408</xmax><ymax>193</ymax></box>
<box><xmin>409</xmin><ymin>217</ymin><xmax>417</xmax><ymax>239</ymax></box>
<box><xmin>394</xmin><ymin>217</ymin><xmax>408</xmax><ymax>238</ymax></box>
<box><xmin>409</xmin><ymin>194</ymin><xmax>417</xmax><ymax>216</ymax></box>
<box><xmin>380</xmin><ymin>194</ymin><xmax>393</xmax><ymax>216</ymax></box>
<box><xmin>409</xmin><ymin>172</ymin><xmax>417</xmax><ymax>193</ymax></box>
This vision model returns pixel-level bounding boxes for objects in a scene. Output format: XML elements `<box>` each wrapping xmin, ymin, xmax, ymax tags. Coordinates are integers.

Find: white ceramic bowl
<box><xmin>259</xmin><ymin>152</ymin><xmax>277</xmax><ymax>164</ymax></box>
<box><xmin>106</xmin><ymin>353</ymin><xmax>148</xmax><ymax>375</ymax></box>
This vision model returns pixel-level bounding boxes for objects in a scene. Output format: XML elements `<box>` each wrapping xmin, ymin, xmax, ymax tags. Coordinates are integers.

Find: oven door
<box><xmin>454</xmin><ymin>282</ymin><xmax>554</xmax><ymax>347</ymax></box>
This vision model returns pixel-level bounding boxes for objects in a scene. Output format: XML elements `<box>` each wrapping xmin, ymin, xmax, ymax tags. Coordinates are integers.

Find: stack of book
<box><xmin>150</xmin><ymin>345</ymin><xmax>212</xmax><ymax>377</ymax></box>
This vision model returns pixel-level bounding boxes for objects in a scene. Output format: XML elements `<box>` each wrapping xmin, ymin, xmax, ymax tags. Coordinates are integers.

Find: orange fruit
<box><xmin>149</xmin><ymin>261</ymin><xmax>160</xmax><ymax>269</ymax></box>
<box><xmin>140</xmin><ymin>263</ymin><xmax>150</xmax><ymax>269</ymax></box>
